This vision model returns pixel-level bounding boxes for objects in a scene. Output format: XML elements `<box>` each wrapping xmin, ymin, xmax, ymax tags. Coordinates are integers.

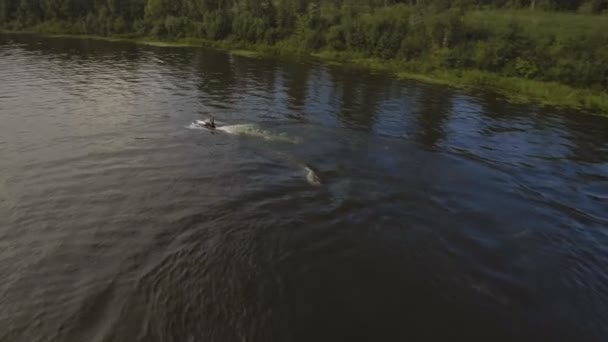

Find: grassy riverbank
<box><xmin>312</xmin><ymin>51</ymin><xmax>608</xmax><ymax>114</ymax></box>
<box><xmin>3</xmin><ymin>28</ymin><xmax>607</xmax><ymax>116</ymax></box>
<box><xmin>2</xmin><ymin>0</ymin><xmax>607</xmax><ymax>115</ymax></box>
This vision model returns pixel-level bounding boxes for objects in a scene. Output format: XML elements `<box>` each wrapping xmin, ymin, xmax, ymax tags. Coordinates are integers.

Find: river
<box><xmin>1</xmin><ymin>33</ymin><xmax>607</xmax><ymax>342</ymax></box>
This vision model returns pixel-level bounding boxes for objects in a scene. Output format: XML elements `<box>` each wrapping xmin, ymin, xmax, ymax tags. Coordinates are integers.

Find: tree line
<box><xmin>1</xmin><ymin>0</ymin><xmax>607</xmax><ymax>92</ymax></box>
<box><xmin>2</xmin><ymin>1</ymin><xmax>607</xmax><ymax>33</ymax></box>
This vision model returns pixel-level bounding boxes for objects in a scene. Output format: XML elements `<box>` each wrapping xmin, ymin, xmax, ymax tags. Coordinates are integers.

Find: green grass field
<box><xmin>465</xmin><ymin>9</ymin><xmax>608</xmax><ymax>40</ymax></box>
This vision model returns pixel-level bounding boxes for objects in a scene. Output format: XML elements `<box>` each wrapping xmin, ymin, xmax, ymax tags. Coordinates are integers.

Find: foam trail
<box><xmin>188</xmin><ymin>121</ymin><xmax>314</xmax><ymax>184</ymax></box>
<box><xmin>217</xmin><ymin>124</ymin><xmax>301</xmax><ymax>144</ymax></box>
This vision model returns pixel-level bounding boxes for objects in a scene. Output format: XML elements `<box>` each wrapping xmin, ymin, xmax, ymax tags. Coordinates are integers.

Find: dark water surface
<box><xmin>1</xmin><ymin>34</ymin><xmax>607</xmax><ymax>342</ymax></box>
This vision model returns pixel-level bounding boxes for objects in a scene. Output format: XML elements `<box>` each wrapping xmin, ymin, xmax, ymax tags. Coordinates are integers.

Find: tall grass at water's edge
<box><xmin>313</xmin><ymin>51</ymin><xmax>608</xmax><ymax>116</ymax></box>
<box><xmin>2</xmin><ymin>28</ymin><xmax>607</xmax><ymax>117</ymax></box>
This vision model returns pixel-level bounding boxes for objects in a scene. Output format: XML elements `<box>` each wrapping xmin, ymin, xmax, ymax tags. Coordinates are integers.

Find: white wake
<box><xmin>189</xmin><ymin>121</ymin><xmax>300</xmax><ymax>144</ymax></box>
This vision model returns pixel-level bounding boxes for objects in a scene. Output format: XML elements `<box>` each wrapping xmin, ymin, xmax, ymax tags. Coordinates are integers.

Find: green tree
<box><xmin>145</xmin><ymin>0</ymin><xmax>168</xmax><ymax>21</ymax></box>
<box><xmin>0</xmin><ymin>0</ymin><xmax>6</xmax><ymax>23</ymax></box>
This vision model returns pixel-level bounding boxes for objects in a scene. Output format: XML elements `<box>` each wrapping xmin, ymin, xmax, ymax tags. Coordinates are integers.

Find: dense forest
<box><xmin>1</xmin><ymin>0</ymin><xmax>607</xmax><ymax>97</ymax></box>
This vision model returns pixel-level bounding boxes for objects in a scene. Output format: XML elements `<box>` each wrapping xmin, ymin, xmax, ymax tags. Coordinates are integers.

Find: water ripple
<box><xmin>1</xmin><ymin>33</ymin><xmax>608</xmax><ymax>342</ymax></box>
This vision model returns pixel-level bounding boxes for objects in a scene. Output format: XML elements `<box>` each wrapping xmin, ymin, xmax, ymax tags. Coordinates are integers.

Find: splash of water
<box><xmin>188</xmin><ymin>122</ymin><xmax>301</xmax><ymax>144</ymax></box>
<box><xmin>304</xmin><ymin>166</ymin><xmax>321</xmax><ymax>186</ymax></box>
<box><xmin>188</xmin><ymin>121</ymin><xmax>314</xmax><ymax>184</ymax></box>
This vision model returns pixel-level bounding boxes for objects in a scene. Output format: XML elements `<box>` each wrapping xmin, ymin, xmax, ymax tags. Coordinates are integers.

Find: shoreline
<box><xmin>2</xmin><ymin>29</ymin><xmax>607</xmax><ymax>116</ymax></box>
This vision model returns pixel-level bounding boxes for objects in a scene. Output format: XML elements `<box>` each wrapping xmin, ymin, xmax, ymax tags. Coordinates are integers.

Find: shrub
<box><xmin>203</xmin><ymin>10</ymin><xmax>230</xmax><ymax>40</ymax></box>
<box><xmin>113</xmin><ymin>17</ymin><xmax>127</xmax><ymax>34</ymax></box>
<box><xmin>232</xmin><ymin>11</ymin><xmax>269</xmax><ymax>43</ymax></box>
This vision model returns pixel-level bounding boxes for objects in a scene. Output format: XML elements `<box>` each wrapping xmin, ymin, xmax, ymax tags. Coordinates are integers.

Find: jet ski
<box><xmin>193</xmin><ymin>118</ymin><xmax>216</xmax><ymax>130</ymax></box>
